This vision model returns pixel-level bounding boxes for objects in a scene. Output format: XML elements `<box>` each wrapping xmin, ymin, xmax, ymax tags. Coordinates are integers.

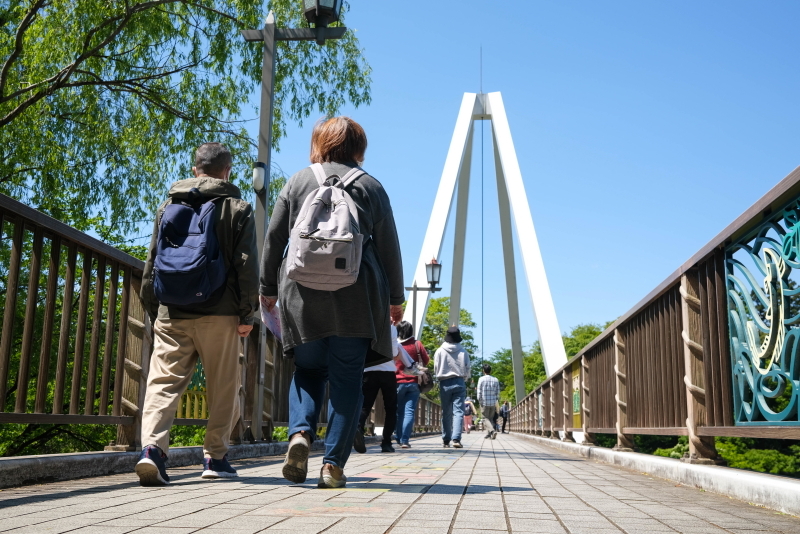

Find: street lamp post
<box><xmin>240</xmin><ymin>4</ymin><xmax>348</xmax><ymax>441</ymax></box>
<box><xmin>242</xmin><ymin>5</ymin><xmax>347</xmax><ymax>251</ymax></box>
<box><xmin>405</xmin><ymin>259</ymin><xmax>443</xmax><ymax>337</ymax></box>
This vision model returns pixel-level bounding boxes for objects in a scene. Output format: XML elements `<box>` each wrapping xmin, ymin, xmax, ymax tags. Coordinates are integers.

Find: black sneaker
<box><xmin>380</xmin><ymin>443</ymin><xmax>395</xmax><ymax>453</ymax></box>
<box><xmin>452</xmin><ymin>439</ymin><xmax>463</xmax><ymax>449</ymax></box>
<box><xmin>443</xmin><ymin>441</ymin><xmax>451</xmax><ymax>448</ymax></box>
<box><xmin>135</xmin><ymin>445</ymin><xmax>169</xmax><ymax>486</ymax></box>
<box><xmin>353</xmin><ymin>428</ymin><xmax>366</xmax><ymax>454</ymax></box>
<box><xmin>201</xmin><ymin>455</ymin><xmax>238</xmax><ymax>479</ymax></box>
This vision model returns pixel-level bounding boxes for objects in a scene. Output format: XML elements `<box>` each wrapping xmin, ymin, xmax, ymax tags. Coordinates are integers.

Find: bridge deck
<box><xmin>0</xmin><ymin>434</ymin><xmax>797</xmax><ymax>534</ymax></box>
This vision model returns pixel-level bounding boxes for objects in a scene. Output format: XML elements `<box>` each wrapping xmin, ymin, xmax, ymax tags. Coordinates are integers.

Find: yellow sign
<box><xmin>572</xmin><ymin>363</ymin><xmax>581</xmax><ymax>428</ymax></box>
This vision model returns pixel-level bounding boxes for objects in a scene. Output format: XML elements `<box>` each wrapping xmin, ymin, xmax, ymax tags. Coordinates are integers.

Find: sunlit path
<box><xmin>0</xmin><ymin>433</ymin><xmax>797</xmax><ymax>534</ymax></box>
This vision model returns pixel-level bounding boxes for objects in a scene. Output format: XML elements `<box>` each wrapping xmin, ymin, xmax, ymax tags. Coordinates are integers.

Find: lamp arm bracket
<box><xmin>241</xmin><ymin>27</ymin><xmax>347</xmax><ymax>42</ymax></box>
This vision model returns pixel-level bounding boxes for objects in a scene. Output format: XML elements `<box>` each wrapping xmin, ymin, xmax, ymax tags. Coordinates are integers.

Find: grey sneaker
<box><xmin>318</xmin><ymin>463</ymin><xmax>347</xmax><ymax>488</ymax></box>
<box><xmin>283</xmin><ymin>431</ymin><xmax>311</xmax><ymax>483</ymax></box>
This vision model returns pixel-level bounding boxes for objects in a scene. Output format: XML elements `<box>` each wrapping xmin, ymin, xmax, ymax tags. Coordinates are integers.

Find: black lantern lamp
<box><xmin>304</xmin><ymin>0</ymin><xmax>343</xmax><ymax>28</ymax></box>
<box><xmin>426</xmin><ymin>259</ymin><xmax>442</xmax><ymax>291</ymax></box>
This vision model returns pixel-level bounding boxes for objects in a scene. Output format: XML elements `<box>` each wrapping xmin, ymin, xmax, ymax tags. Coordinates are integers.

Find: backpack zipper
<box><xmin>299</xmin><ymin>228</ymin><xmax>353</xmax><ymax>242</ymax></box>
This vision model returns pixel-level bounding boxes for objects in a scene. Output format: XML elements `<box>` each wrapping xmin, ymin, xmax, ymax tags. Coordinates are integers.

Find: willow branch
<box><xmin>0</xmin><ymin>0</ymin><xmax>49</xmax><ymax>99</ymax></box>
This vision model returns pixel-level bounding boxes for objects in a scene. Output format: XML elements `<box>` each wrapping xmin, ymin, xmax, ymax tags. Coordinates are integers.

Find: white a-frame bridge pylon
<box><xmin>403</xmin><ymin>92</ymin><xmax>567</xmax><ymax>398</ymax></box>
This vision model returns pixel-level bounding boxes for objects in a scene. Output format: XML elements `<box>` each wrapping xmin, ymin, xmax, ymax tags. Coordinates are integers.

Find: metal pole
<box><xmin>251</xmin><ymin>12</ymin><xmax>277</xmax><ymax>442</ymax></box>
<box><xmin>412</xmin><ymin>282</ymin><xmax>418</xmax><ymax>338</ymax></box>
<box><xmin>254</xmin><ymin>12</ymin><xmax>277</xmax><ymax>253</ymax></box>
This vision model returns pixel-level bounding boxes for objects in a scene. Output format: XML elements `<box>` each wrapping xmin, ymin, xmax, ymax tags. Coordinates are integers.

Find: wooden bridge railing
<box><xmin>0</xmin><ymin>192</ymin><xmax>439</xmax><ymax>451</ymax></box>
<box><xmin>0</xmin><ymin>194</ymin><xmax>144</xmax><ymax>429</ymax></box>
<box><xmin>510</xmin><ymin>165</ymin><xmax>800</xmax><ymax>464</ymax></box>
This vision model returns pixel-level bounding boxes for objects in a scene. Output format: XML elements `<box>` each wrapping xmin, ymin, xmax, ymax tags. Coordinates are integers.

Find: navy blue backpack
<box><xmin>153</xmin><ymin>188</ymin><xmax>226</xmax><ymax>306</ymax></box>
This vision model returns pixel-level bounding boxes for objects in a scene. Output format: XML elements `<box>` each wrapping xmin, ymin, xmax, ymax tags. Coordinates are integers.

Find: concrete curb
<box><xmin>514</xmin><ymin>433</ymin><xmax>800</xmax><ymax>517</ymax></box>
<box><xmin>0</xmin><ymin>436</ymin><xmax>379</xmax><ymax>489</ymax></box>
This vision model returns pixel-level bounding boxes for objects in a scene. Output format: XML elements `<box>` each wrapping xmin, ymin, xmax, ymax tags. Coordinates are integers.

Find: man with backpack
<box><xmin>136</xmin><ymin>142</ymin><xmax>259</xmax><ymax>486</ymax></box>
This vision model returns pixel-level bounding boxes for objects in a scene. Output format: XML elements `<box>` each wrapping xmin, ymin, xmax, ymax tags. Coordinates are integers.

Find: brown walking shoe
<box><xmin>318</xmin><ymin>463</ymin><xmax>347</xmax><ymax>488</ymax></box>
<box><xmin>282</xmin><ymin>431</ymin><xmax>311</xmax><ymax>483</ymax></box>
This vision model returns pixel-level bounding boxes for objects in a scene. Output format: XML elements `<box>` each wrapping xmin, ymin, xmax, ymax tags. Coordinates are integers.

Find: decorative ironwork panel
<box><xmin>727</xmin><ymin>201</ymin><xmax>800</xmax><ymax>425</ymax></box>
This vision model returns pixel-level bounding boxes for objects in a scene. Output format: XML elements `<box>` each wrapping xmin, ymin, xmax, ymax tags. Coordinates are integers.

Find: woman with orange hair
<box><xmin>260</xmin><ymin>117</ymin><xmax>404</xmax><ymax>488</ymax></box>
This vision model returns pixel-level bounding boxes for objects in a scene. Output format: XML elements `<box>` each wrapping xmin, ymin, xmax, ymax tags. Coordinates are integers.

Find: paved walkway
<box><xmin>0</xmin><ymin>433</ymin><xmax>798</xmax><ymax>534</ymax></box>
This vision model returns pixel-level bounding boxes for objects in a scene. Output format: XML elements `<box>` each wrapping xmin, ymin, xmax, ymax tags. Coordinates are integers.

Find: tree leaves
<box><xmin>0</xmin><ymin>0</ymin><xmax>371</xmax><ymax>243</ymax></box>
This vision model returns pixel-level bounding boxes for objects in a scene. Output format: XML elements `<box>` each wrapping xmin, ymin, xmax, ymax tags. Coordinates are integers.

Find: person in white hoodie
<box><xmin>434</xmin><ymin>326</ymin><xmax>471</xmax><ymax>448</ymax></box>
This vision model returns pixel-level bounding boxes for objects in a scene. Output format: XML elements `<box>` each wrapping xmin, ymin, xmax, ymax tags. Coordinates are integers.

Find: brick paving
<box><xmin>0</xmin><ymin>433</ymin><xmax>798</xmax><ymax>533</ymax></box>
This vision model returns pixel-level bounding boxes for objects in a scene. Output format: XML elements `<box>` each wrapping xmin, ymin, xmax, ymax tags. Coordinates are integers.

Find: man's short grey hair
<box><xmin>195</xmin><ymin>142</ymin><xmax>232</xmax><ymax>177</ymax></box>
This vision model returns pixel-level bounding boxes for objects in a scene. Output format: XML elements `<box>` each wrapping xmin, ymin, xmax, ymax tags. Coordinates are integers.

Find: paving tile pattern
<box><xmin>0</xmin><ymin>433</ymin><xmax>797</xmax><ymax>533</ymax></box>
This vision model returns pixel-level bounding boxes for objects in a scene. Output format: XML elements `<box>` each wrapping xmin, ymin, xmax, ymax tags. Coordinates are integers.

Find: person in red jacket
<box><xmin>394</xmin><ymin>321</ymin><xmax>430</xmax><ymax>447</ymax></box>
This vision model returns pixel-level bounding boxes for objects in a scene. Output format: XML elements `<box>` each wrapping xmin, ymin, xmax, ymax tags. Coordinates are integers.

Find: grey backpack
<box><xmin>285</xmin><ymin>163</ymin><xmax>366</xmax><ymax>291</ymax></box>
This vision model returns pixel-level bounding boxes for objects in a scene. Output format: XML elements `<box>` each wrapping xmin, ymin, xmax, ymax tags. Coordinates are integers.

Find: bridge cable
<box><xmin>480</xmin><ymin>46</ymin><xmax>485</xmax><ymax>366</ymax></box>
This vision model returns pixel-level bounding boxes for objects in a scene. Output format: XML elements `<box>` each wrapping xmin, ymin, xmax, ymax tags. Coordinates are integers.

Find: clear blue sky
<box><xmin>250</xmin><ymin>1</ymin><xmax>800</xmax><ymax>360</ymax></box>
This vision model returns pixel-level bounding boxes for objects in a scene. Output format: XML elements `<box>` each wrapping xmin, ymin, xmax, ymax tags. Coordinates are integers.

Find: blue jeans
<box><xmin>395</xmin><ymin>382</ymin><xmax>420</xmax><ymax>444</ymax></box>
<box><xmin>440</xmin><ymin>377</ymin><xmax>465</xmax><ymax>443</ymax></box>
<box><xmin>289</xmin><ymin>336</ymin><xmax>370</xmax><ymax>468</ymax></box>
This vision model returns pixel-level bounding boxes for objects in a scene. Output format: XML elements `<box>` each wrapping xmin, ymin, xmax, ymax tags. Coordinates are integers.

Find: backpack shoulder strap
<box><xmin>310</xmin><ymin>163</ymin><xmax>328</xmax><ymax>186</ymax></box>
<box><xmin>340</xmin><ymin>167</ymin><xmax>365</xmax><ymax>188</ymax></box>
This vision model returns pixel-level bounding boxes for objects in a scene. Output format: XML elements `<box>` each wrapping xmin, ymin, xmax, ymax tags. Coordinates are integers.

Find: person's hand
<box><xmin>390</xmin><ymin>304</ymin><xmax>403</xmax><ymax>324</ymax></box>
<box><xmin>237</xmin><ymin>324</ymin><xmax>253</xmax><ymax>338</ymax></box>
<box><xmin>260</xmin><ymin>295</ymin><xmax>278</xmax><ymax>312</ymax></box>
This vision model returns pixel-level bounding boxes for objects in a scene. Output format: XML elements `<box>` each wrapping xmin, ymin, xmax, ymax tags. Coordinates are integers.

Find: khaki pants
<box><xmin>141</xmin><ymin>316</ymin><xmax>241</xmax><ymax>459</ymax></box>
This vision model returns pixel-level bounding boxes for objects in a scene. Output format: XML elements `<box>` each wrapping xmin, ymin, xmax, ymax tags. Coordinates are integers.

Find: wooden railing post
<box><xmin>680</xmin><ymin>273</ymin><xmax>721</xmax><ymax>463</ymax></box>
<box><xmin>562</xmin><ymin>368</ymin><xmax>574</xmax><ymax>442</ymax></box>
<box><xmin>108</xmin><ymin>276</ymin><xmax>152</xmax><ymax>451</ymax></box>
<box><xmin>548</xmin><ymin>385</ymin><xmax>556</xmax><ymax>438</ymax></box>
<box><xmin>613</xmin><ymin>329</ymin><xmax>634</xmax><ymax>451</ymax></box>
<box><xmin>581</xmin><ymin>356</ymin><xmax>595</xmax><ymax>444</ymax></box>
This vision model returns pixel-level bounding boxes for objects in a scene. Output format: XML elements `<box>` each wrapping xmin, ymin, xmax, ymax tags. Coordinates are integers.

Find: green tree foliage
<box><xmin>488</xmin><ymin>322</ymin><xmax>610</xmax><ymax>404</ymax></box>
<box><xmin>0</xmin><ymin>0</ymin><xmax>370</xmax><ymax>240</ymax></box>
<box><xmin>0</xmin><ymin>423</ymin><xmax>116</xmax><ymax>456</ymax></box>
<box><xmin>486</xmin><ymin>345</ymin><xmax>545</xmax><ymax>404</ymax></box>
<box><xmin>419</xmin><ymin>297</ymin><xmax>478</xmax><ymax>356</ymax></box>
<box><xmin>651</xmin><ymin>436</ymin><xmax>800</xmax><ymax>478</ymax></box>
<box><xmin>563</xmin><ymin>322</ymin><xmax>613</xmax><ymax>357</ymax></box>
<box><xmin>415</xmin><ymin>297</ymin><xmax>478</xmax><ymax>400</ymax></box>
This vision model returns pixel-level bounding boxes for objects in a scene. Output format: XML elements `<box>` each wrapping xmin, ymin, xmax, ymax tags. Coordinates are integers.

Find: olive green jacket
<box><xmin>141</xmin><ymin>177</ymin><xmax>259</xmax><ymax>324</ymax></box>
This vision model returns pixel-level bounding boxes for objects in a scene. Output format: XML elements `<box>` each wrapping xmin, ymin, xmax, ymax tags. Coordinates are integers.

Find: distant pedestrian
<box><xmin>136</xmin><ymin>143</ymin><xmax>259</xmax><ymax>486</ymax></box>
<box><xmin>463</xmin><ymin>397</ymin><xmax>477</xmax><ymax>434</ymax></box>
<box><xmin>354</xmin><ymin>324</ymin><xmax>403</xmax><ymax>454</ymax></box>
<box><xmin>260</xmin><ymin>117</ymin><xmax>404</xmax><ymax>488</ymax></box>
<box><xmin>434</xmin><ymin>326</ymin><xmax>471</xmax><ymax>449</ymax></box>
<box><xmin>477</xmin><ymin>364</ymin><xmax>500</xmax><ymax>440</ymax></box>
<box><xmin>395</xmin><ymin>320</ymin><xmax>430</xmax><ymax>448</ymax></box>
<box><xmin>500</xmin><ymin>400</ymin><xmax>510</xmax><ymax>433</ymax></box>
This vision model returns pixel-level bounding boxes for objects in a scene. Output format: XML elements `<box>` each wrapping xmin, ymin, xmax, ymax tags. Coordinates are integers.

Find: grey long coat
<box><xmin>259</xmin><ymin>162</ymin><xmax>404</xmax><ymax>362</ymax></box>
